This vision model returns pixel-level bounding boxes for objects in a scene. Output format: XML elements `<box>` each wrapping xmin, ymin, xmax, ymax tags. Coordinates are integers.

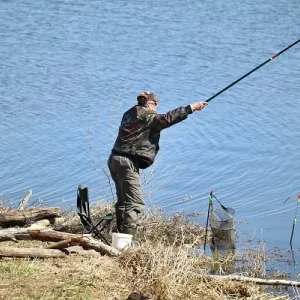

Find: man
<box><xmin>108</xmin><ymin>91</ymin><xmax>208</xmax><ymax>238</ymax></box>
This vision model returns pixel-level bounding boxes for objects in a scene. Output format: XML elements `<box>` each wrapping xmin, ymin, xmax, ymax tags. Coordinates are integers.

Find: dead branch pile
<box><xmin>0</xmin><ymin>190</ymin><xmax>119</xmax><ymax>258</ymax></box>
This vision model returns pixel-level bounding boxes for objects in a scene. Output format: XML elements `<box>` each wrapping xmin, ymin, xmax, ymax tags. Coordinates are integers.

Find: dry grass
<box><xmin>0</xmin><ymin>202</ymin><xmax>294</xmax><ymax>300</ymax></box>
<box><xmin>0</xmin><ymin>251</ymin><xmax>129</xmax><ymax>300</ymax></box>
<box><xmin>137</xmin><ymin>210</ymin><xmax>206</xmax><ymax>245</ymax></box>
<box><xmin>0</xmin><ymin>196</ymin><xmax>13</xmax><ymax>213</ymax></box>
<box><xmin>234</xmin><ymin>238</ymin><xmax>267</xmax><ymax>279</ymax></box>
<box><xmin>0</xmin><ymin>240</ymin><xmax>288</xmax><ymax>300</ymax></box>
<box><xmin>120</xmin><ymin>239</ymin><xmax>196</xmax><ymax>299</ymax></box>
<box><xmin>119</xmin><ymin>238</ymin><xmax>289</xmax><ymax>300</ymax></box>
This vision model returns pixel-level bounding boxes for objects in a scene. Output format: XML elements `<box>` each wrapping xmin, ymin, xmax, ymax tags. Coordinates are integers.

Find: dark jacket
<box><xmin>112</xmin><ymin>104</ymin><xmax>193</xmax><ymax>169</ymax></box>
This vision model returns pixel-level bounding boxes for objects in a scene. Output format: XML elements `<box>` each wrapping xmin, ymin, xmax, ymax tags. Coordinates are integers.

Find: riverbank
<box><xmin>0</xmin><ymin>200</ymin><xmax>296</xmax><ymax>299</ymax></box>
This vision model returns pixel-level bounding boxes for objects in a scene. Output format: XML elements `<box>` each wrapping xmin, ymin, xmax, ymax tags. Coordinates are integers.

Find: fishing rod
<box><xmin>283</xmin><ymin>196</ymin><xmax>290</xmax><ymax>204</ymax></box>
<box><xmin>290</xmin><ymin>193</ymin><xmax>300</xmax><ymax>246</ymax></box>
<box><xmin>206</xmin><ymin>39</ymin><xmax>300</xmax><ymax>103</ymax></box>
<box><xmin>290</xmin><ymin>245</ymin><xmax>298</xmax><ymax>270</ymax></box>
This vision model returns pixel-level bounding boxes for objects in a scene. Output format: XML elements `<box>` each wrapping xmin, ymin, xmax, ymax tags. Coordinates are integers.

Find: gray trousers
<box><xmin>108</xmin><ymin>153</ymin><xmax>145</xmax><ymax>228</ymax></box>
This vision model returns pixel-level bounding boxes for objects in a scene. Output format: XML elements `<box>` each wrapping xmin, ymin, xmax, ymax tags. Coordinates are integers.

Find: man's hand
<box><xmin>190</xmin><ymin>101</ymin><xmax>208</xmax><ymax>112</ymax></box>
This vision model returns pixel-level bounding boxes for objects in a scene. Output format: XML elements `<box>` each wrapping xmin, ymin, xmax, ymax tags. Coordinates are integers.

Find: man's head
<box><xmin>137</xmin><ymin>91</ymin><xmax>159</xmax><ymax>111</ymax></box>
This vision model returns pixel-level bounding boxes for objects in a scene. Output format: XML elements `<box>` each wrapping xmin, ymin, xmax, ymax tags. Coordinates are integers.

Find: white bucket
<box><xmin>112</xmin><ymin>232</ymin><xmax>133</xmax><ymax>250</ymax></box>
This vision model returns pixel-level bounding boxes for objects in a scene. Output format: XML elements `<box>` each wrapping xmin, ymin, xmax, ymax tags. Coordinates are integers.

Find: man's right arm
<box><xmin>190</xmin><ymin>101</ymin><xmax>208</xmax><ymax>112</ymax></box>
<box><xmin>141</xmin><ymin>101</ymin><xmax>208</xmax><ymax>131</ymax></box>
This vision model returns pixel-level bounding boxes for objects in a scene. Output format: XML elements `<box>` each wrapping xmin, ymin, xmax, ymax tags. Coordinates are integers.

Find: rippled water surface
<box><xmin>1</xmin><ymin>0</ymin><xmax>300</xmax><ymax>265</ymax></box>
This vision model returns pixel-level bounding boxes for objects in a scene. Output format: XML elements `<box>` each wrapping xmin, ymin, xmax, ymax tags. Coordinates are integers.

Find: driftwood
<box><xmin>208</xmin><ymin>274</ymin><xmax>300</xmax><ymax>287</ymax></box>
<box><xmin>28</xmin><ymin>219</ymin><xmax>52</xmax><ymax>230</ymax></box>
<box><xmin>0</xmin><ymin>247</ymin><xmax>66</xmax><ymax>258</ymax></box>
<box><xmin>0</xmin><ymin>208</ymin><xmax>60</xmax><ymax>227</ymax></box>
<box><xmin>26</xmin><ymin>230</ymin><xmax>81</xmax><ymax>242</ymax></box>
<box><xmin>28</xmin><ymin>230</ymin><xmax>120</xmax><ymax>256</ymax></box>
<box><xmin>0</xmin><ymin>220</ymin><xmax>52</xmax><ymax>241</ymax></box>
<box><xmin>79</xmin><ymin>237</ymin><xmax>120</xmax><ymax>257</ymax></box>
<box><xmin>0</xmin><ymin>228</ymin><xmax>30</xmax><ymax>242</ymax></box>
<box><xmin>46</xmin><ymin>238</ymin><xmax>83</xmax><ymax>249</ymax></box>
<box><xmin>17</xmin><ymin>190</ymin><xmax>32</xmax><ymax>211</ymax></box>
<box><xmin>0</xmin><ymin>228</ymin><xmax>80</xmax><ymax>242</ymax></box>
<box><xmin>0</xmin><ymin>228</ymin><xmax>120</xmax><ymax>257</ymax></box>
<box><xmin>63</xmin><ymin>246</ymin><xmax>99</xmax><ymax>256</ymax></box>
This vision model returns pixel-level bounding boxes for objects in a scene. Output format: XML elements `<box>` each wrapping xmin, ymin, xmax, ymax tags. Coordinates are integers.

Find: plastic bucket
<box><xmin>112</xmin><ymin>233</ymin><xmax>133</xmax><ymax>250</ymax></box>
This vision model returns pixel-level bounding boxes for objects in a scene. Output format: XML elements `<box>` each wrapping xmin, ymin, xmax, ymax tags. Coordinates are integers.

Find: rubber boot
<box><xmin>123</xmin><ymin>225</ymin><xmax>140</xmax><ymax>247</ymax></box>
<box><xmin>116</xmin><ymin>220</ymin><xmax>123</xmax><ymax>233</ymax></box>
<box><xmin>115</xmin><ymin>210</ymin><xmax>124</xmax><ymax>233</ymax></box>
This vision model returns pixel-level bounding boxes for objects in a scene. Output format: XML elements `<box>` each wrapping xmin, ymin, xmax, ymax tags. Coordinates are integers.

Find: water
<box><xmin>1</xmin><ymin>0</ymin><xmax>300</xmax><ymax>272</ymax></box>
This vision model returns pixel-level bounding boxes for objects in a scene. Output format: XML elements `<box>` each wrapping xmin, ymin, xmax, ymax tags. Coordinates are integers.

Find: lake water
<box><xmin>1</xmin><ymin>0</ymin><xmax>299</xmax><ymax>273</ymax></box>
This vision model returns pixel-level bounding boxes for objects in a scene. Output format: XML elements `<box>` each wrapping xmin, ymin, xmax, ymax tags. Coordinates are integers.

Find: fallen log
<box><xmin>0</xmin><ymin>228</ymin><xmax>120</xmax><ymax>257</ymax></box>
<box><xmin>207</xmin><ymin>274</ymin><xmax>300</xmax><ymax>287</ymax></box>
<box><xmin>0</xmin><ymin>208</ymin><xmax>60</xmax><ymax>227</ymax></box>
<box><xmin>52</xmin><ymin>215</ymin><xmax>79</xmax><ymax>227</ymax></box>
<box><xmin>28</xmin><ymin>219</ymin><xmax>52</xmax><ymax>230</ymax></box>
<box><xmin>27</xmin><ymin>230</ymin><xmax>83</xmax><ymax>242</ymax></box>
<box><xmin>79</xmin><ymin>237</ymin><xmax>120</xmax><ymax>257</ymax></box>
<box><xmin>0</xmin><ymin>228</ymin><xmax>30</xmax><ymax>242</ymax></box>
<box><xmin>28</xmin><ymin>231</ymin><xmax>120</xmax><ymax>256</ymax></box>
<box><xmin>0</xmin><ymin>220</ymin><xmax>53</xmax><ymax>242</ymax></box>
<box><xmin>0</xmin><ymin>247</ymin><xmax>66</xmax><ymax>258</ymax></box>
<box><xmin>0</xmin><ymin>228</ymin><xmax>82</xmax><ymax>242</ymax></box>
<box><xmin>24</xmin><ymin>230</ymin><xmax>120</xmax><ymax>256</ymax></box>
<box><xmin>46</xmin><ymin>238</ymin><xmax>82</xmax><ymax>249</ymax></box>
<box><xmin>64</xmin><ymin>246</ymin><xmax>99</xmax><ymax>256</ymax></box>
<box><xmin>17</xmin><ymin>190</ymin><xmax>32</xmax><ymax>211</ymax></box>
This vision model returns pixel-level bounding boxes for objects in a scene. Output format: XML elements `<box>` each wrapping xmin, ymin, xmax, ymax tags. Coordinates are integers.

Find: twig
<box><xmin>18</xmin><ymin>190</ymin><xmax>32</xmax><ymax>211</ymax></box>
<box><xmin>206</xmin><ymin>274</ymin><xmax>300</xmax><ymax>287</ymax></box>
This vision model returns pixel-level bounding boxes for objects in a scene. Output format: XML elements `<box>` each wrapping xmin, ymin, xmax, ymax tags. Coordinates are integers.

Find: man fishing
<box><xmin>108</xmin><ymin>91</ymin><xmax>208</xmax><ymax>241</ymax></box>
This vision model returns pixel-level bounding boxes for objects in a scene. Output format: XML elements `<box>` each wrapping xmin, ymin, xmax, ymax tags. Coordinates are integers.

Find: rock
<box><xmin>126</xmin><ymin>292</ymin><xmax>154</xmax><ymax>300</ymax></box>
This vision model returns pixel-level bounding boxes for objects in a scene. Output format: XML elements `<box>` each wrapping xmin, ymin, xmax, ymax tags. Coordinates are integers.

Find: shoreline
<box><xmin>0</xmin><ymin>200</ymin><xmax>298</xmax><ymax>299</ymax></box>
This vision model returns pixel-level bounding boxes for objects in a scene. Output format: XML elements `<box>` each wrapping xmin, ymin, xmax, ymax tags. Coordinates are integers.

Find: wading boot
<box><xmin>123</xmin><ymin>225</ymin><xmax>140</xmax><ymax>247</ymax></box>
<box><xmin>117</xmin><ymin>220</ymin><xmax>123</xmax><ymax>233</ymax></box>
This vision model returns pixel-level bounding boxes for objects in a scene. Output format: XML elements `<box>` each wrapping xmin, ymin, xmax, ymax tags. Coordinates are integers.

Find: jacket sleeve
<box><xmin>140</xmin><ymin>105</ymin><xmax>193</xmax><ymax>131</ymax></box>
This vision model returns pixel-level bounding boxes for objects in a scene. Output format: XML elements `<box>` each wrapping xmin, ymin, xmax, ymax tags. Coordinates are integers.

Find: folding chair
<box><xmin>77</xmin><ymin>185</ymin><xmax>115</xmax><ymax>245</ymax></box>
